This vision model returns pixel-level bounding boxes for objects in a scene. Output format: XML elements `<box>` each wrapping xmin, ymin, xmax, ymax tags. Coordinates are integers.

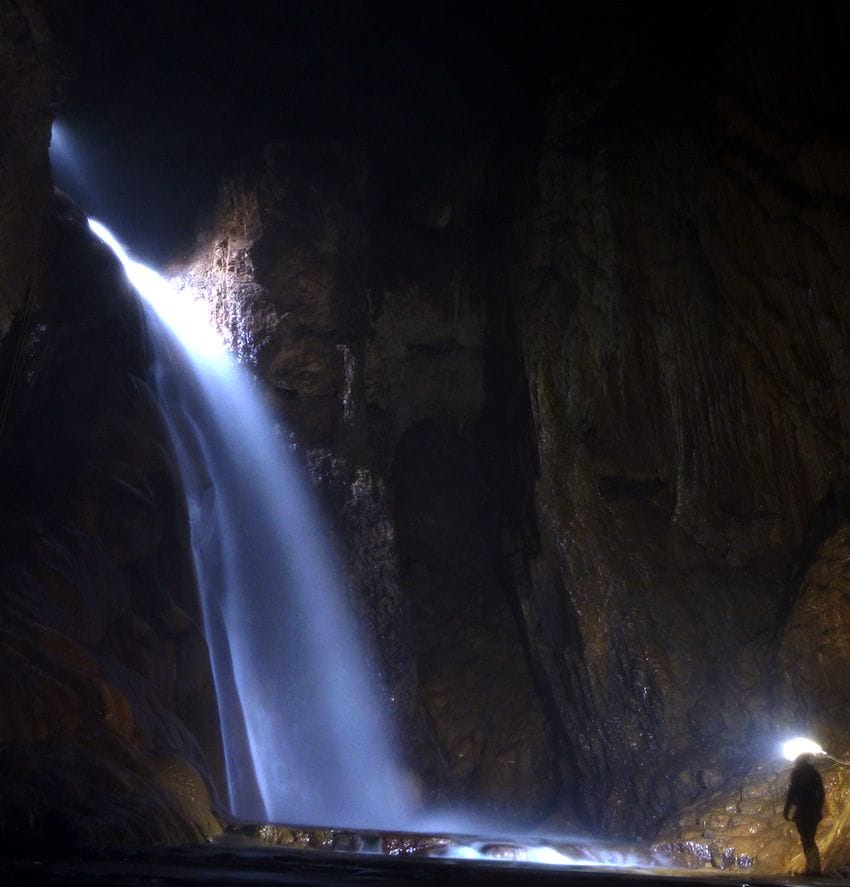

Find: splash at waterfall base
<box><xmin>211</xmin><ymin>748</ymin><xmax>850</xmax><ymax>879</ymax></box>
<box><xmin>0</xmin><ymin>787</ymin><xmax>846</xmax><ymax>887</ymax></box>
<box><xmin>0</xmin><ymin>844</ymin><xmax>782</xmax><ymax>887</ymax></box>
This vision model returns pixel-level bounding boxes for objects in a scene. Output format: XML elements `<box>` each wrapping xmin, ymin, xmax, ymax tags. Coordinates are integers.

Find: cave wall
<box><xmin>174</xmin><ymin>1</ymin><xmax>850</xmax><ymax>844</ymax></box>
<box><xmin>511</xmin><ymin>3</ymin><xmax>850</xmax><ymax>835</ymax></box>
<box><xmin>177</xmin><ymin>141</ymin><xmax>564</xmax><ymax>822</ymax></box>
<box><xmin>0</xmin><ymin>4</ymin><xmax>223</xmax><ymax>850</ymax></box>
<box><xmin>7</xmin><ymin>0</ymin><xmax>850</xmax><ymax>866</ymax></box>
<box><xmin>512</xmin><ymin>81</ymin><xmax>848</xmax><ymax>834</ymax></box>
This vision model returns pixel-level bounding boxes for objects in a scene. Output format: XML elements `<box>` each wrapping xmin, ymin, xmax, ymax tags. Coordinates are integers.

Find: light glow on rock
<box><xmin>781</xmin><ymin>736</ymin><xmax>825</xmax><ymax>761</ymax></box>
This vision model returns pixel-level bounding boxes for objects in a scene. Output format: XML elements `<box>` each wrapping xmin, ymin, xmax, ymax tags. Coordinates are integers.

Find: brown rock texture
<box><xmin>176</xmin><ymin>143</ymin><xmax>563</xmax><ymax>822</ymax></box>
<box><xmin>778</xmin><ymin>523</ymin><xmax>850</xmax><ymax>746</ymax></box>
<box><xmin>509</xmin><ymin>5</ymin><xmax>850</xmax><ymax>838</ymax></box>
<box><xmin>653</xmin><ymin>757</ymin><xmax>850</xmax><ymax>876</ymax></box>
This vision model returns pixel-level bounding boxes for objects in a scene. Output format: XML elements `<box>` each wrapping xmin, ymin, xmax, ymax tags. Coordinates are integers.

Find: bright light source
<box><xmin>88</xmin><ymin>218</ymin><xmax>225</xmax><ymax>361</ymax></box>
<box><xmin>781</xmin><ymin>737</ymin><xmax>826</xmax><ymax>761</ymax></box>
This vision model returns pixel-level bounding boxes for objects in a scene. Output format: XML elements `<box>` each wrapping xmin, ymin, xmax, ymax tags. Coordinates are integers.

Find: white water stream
<box><xmin>88</xmin><ymin>220</ymin><xmax>412</xmax><ymax>828</ymax></box>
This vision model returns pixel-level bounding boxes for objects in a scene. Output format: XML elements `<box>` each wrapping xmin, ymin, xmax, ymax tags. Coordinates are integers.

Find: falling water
<box><xmin>88</xmin><ymin>220</ymin><xmax>412</xmax><ymax>828</ymax></box>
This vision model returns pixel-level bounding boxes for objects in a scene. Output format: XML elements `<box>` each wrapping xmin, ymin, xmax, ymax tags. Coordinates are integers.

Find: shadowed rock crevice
<box><xmin>391</xmin><ymin>419</ymin><xmax>561</xmax><ymax>821</ymax></box>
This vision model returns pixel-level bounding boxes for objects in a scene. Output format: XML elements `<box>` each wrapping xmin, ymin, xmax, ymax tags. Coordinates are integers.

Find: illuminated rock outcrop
<box><xmin>653</xmin><ymin>757</ymin><xmax>850</xmax><ymax>876</ymax></box>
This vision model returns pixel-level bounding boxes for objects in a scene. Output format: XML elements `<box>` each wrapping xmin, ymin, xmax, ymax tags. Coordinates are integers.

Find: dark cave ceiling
<box><xmin>42</xmin><ymin>0</ymin><xmax>744</xmax><ymax>265</ymax></box>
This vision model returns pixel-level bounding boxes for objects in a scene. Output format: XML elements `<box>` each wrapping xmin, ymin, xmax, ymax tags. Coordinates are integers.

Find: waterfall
<box><xmin>88</xmin><ymin>220</ymin><xmax>412</xmax><ymax>828</ymax></box>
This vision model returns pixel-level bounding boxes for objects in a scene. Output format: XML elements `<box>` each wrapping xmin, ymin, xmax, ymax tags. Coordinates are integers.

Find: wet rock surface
<box><xmin>778</xmin><ymin>522</ymin><xmax>850</xmax><ymax>751</ymax></box>
<box><xmin>653</xmin><ymin>757</ymin><xmax>850</xmax><ymax>876</ymax></box>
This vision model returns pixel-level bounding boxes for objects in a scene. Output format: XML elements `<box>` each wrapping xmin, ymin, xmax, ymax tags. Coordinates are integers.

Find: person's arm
<box><xmin>784</xmin><ymin>785</ymin><xmax>796</xmax><ymax>820</ymax></box>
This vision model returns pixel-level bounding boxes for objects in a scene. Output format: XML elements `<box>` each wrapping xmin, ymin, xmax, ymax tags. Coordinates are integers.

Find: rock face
<box><xmin>0</xmin><ymin>192</ymin><xmax>223</xmax><ymax>850</ymax></box>
<box><xmin>177</xmin><ymin>143</ymin><xmax>563</xmax><ymax>822</ymax></box>
<box><xmin>170</xmin><ymin>2</ymin><xmax>850</xmax><ymax>865</ymax></box>
<box><xmin>0</xmin><ymin>7</ymin><xmax>223</xmax><ymax>847</ymax></box>
<box><xmin>653</xmin><ymin>757</ymin><xmax>850</xmax><ymax>876</ymax></box>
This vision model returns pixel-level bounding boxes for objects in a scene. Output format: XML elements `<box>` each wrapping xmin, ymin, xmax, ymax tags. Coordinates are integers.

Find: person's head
<box><xmin>795</xmin><ymin>753</ymin><xmax>815</xmax><ymax>767</ymax></box>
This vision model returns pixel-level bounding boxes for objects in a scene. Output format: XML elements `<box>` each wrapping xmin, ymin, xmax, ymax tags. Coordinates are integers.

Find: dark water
<box><xmin>0</xmin><ymin>844</ymin><xmax>820</xmax><ymax>887</ymax></box>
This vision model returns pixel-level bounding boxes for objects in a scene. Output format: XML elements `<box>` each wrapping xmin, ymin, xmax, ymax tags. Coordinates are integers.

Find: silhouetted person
<box><xmin>784</xmin><ymin>753</ymin><xmax>825</xmax><ymax>876</ymax></box>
